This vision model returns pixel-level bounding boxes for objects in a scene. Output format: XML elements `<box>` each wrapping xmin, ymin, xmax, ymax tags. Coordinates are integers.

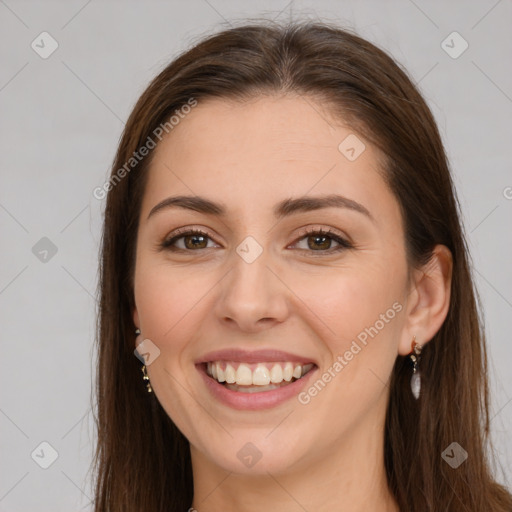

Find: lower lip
<box><xmin>196</xmin><ymin>363</ymin><xmax>318</xmax><ymax>410</ymax></box>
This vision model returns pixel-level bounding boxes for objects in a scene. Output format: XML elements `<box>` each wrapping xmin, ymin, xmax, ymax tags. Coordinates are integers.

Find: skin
<box><xmin>132</xmin><ymin>94</ymin><xmax>453</xmax><ymax>512</ymax></box>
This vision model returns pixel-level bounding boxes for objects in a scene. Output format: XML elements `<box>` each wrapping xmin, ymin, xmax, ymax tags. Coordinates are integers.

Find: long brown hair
<box><xmin>92</xmin><ymin>20</ymin><xmax>512</xmax><ymax>511</ymax></box>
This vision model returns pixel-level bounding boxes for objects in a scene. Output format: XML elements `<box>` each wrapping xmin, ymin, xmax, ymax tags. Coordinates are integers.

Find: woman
<box><xmin>92</xmin><ymin>20</ymin><xmax>512</xmax><ymax>511</ymax></box>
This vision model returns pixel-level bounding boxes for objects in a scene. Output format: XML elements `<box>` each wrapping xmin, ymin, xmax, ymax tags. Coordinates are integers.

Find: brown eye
<box><xmin>182</xmin><ymin>233</ymin><xmax>208</xmax><ymax>249</ymax></box>
<box><xmin>292</xmin><ymin>228</ymin><xmax>353</xmax><ymax>254</ymax></box>
<box><xmin>161</xmin><ymin>229</ymin><xmax>216</xmax><ymax>251</ymax></box>
<box><xmin>307</xmin><ymin>234</ymin><xmax>333</xmax><ymax>251</ymax></box>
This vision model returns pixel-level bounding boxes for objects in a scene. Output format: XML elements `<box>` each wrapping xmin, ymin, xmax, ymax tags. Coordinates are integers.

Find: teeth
<box><xmin>206</xmin><ymin>361</ymin><xmax>314</xmax><ymax>386</ymax></box>
<box><xmin>283</xmin><ymin>362</ymin><xmax>293</xmax><ymax>382</ymax></box>
<box><xmin>216</xmin><ymin>364</ymin><xmax>225</xmax><ymax>383</ymax></box>
<box><xmin>303</xmin><ymin>363</ymin><xmax>314</xmax><ymax>374</ymax></box>
<box><xmin>252</xmin><ymin>365</ymin><xmax>270</xmax><ymax>385</ymax></box>
<box><xmin>270</xmin><ymin>364</ymin><xmax>283</xmax><ymax>383</ymax></box>
<box><xmin>236</xmin><ymin>364</ymin><xmax>252</xmax><ymax>385</ymax></box>
<box><xmin>226</xmin><ymin>383</ymin><xmax>283</xmax><ymax>393</ymax></box>
<box><xmin>225</xmin><ymin>364</ymin><xmax>236</xmax><ymax>384</ymax></box>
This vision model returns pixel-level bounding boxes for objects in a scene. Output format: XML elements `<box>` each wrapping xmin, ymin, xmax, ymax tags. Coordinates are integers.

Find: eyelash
<box><xmin>160</xmin><ymin>227</ymin><xmax>353</xmax><ymax>255</ymax></box>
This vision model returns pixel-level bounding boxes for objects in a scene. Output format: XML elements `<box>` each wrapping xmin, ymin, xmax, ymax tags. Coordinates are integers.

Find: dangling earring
<box><xmin>141</xmin><ymin>364</ymin><xmax>153</xmax><ymax>393</ymax></box>
<box><xmin>409</xmin><ymin>336</ymin><xmax>422</xmax><ymax>399</ymax></box>
<box><xmin>135</xmin><ymin>328</ymin><xmax>153</xmax><ymax>393</ymax></box>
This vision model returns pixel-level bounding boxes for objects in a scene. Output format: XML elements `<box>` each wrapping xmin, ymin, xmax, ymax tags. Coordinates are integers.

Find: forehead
<box><xmin>163</xmin><ymin>94</ymin><xmax>349</xmax><ymax>159</ymax></box>
<box><xmin>141</xmin><ymin>95</ymin><xmax>398</xmax><ymax>226</ymax></box>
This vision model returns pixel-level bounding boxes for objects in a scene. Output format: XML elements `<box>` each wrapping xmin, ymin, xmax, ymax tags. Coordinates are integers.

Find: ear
<box><xmin>398</xmin><ymin>244</ymin><xmax>453</xmax><ymax>356</ymax></box>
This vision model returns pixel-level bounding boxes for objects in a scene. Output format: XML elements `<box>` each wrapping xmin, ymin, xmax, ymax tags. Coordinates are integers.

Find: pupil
<box><xmin>186</xmin><ymin>235</ymin><xmax>207</xmax><ymax>249</ymax></box>
<box><xmin>309</xmin><ymin>235</ymin><xmax>330</xmax><ymax>250</ymax></box>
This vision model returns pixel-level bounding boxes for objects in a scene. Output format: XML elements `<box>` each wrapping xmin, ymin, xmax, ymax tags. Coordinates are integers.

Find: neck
<box><xmin>190</xmin><ymin>401</ymin><xmax>398</xmax><ymax>512</ymax></box>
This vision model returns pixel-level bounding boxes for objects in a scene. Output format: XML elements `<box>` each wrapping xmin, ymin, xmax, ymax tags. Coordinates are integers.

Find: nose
<box><xmin>214</xmin><ymin>246</ymin><xmax>289</xmax><ymax>333</ymax></box>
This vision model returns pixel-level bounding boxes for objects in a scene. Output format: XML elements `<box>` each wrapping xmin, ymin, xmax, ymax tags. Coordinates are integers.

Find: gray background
<box><xmin>0</xmin><ymin>0</ymin><xmax>511</xmax><ymax>510</ymax></box>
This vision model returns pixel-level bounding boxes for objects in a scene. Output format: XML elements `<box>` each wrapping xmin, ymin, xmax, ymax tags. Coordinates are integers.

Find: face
<box><xmin>132</xmin><ymin>94</ymin><xmax>412</xmax><ymax>476</ymax></box>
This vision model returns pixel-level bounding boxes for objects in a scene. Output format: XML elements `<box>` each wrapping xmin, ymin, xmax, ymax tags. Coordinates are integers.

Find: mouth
<box><xmin>195</xmin><ymin>349</ymin><xmax>318</xmax><ymax>410</ymax></box>
<box><xmin>203</xmin><ymin>361</ymin><xmax>315</xmax><ymax>393</ymax></box>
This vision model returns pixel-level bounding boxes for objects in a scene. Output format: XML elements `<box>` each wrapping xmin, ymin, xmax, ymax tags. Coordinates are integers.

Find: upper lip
<box><xmin>195</xmin><ymin>348</ymin><xmax>317</xmax><ymax>365</ymax></box>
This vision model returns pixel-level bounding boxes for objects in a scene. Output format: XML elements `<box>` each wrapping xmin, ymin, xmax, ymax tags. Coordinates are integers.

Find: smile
<box><xmin>195</xmin><ymin>349</ymin><xmax>318</xmax><ymax>409</ymax></box>
<box><xmin>206</xmin><ymin>361</ymin><xmax>315</xmax><ymax>392</ymax></box>
<box><xmin>195</xmin><ymin>348</ymin><xmax>318</xmax><ymax>409</ymax></box>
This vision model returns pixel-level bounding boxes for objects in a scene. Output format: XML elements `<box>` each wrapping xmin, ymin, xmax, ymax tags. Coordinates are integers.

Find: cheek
<box><xmin>135</xmin><ymin>260</ymin><xmax>215</xmax><ymax>360</ymax></box>
<box><xmin>135</xmin><ymin>260</ymin><xmax>215</xmax><ymax>340</ymax></box>
<box><xmin>133</xmin><ymin>262</ymin><xmax>213</xmax><ymax>432</ymax></box>
<box><xmin>293</xmin><ymin>263</ymin><xmax>405</xmax><ymax>409</ymax></box>
<box><xmin>295</xmin><ymin>264</ymin><xmax>403</xmax><ymax>350</ymax></box>
<box><xmin>300</xmin><ymin>267</ymin><xmax>404</xmax><ymax>413</ymax></box>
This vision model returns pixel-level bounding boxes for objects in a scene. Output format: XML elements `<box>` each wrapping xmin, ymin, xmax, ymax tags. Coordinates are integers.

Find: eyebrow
<box><xmin>147</xmin><ymin>194</ymin><xmax>374</xmax><ymax>222</ymax></box>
